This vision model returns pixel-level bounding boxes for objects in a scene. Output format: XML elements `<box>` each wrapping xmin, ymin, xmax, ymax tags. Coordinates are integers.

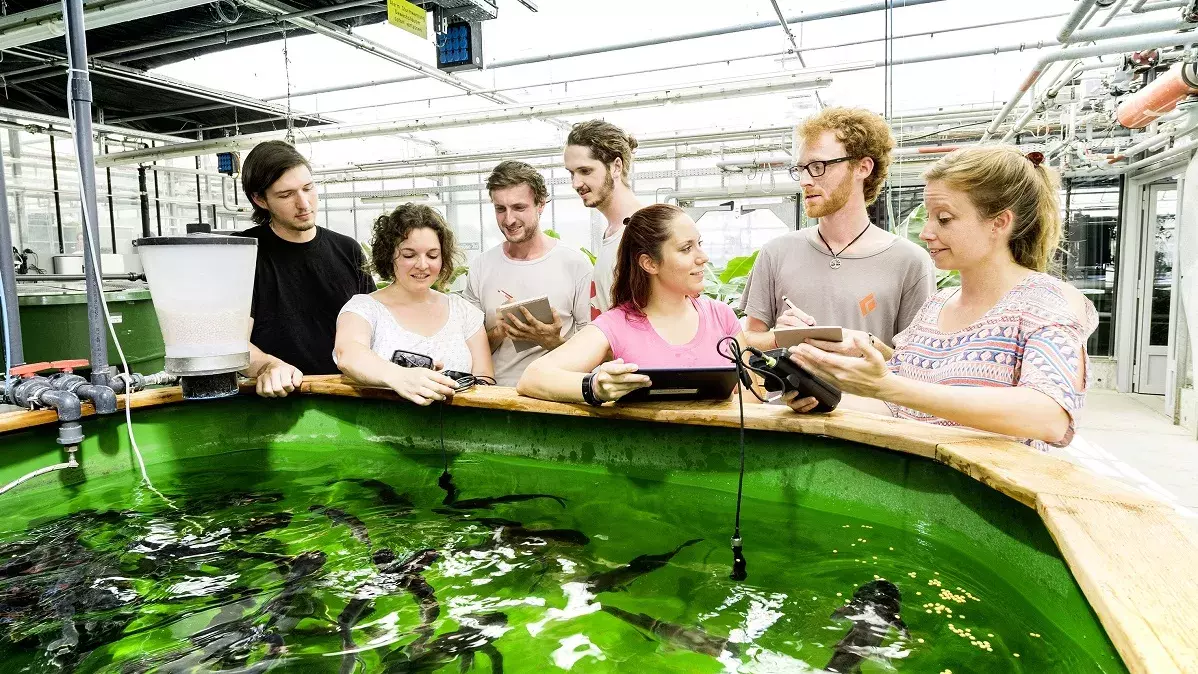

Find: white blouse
<box><xmin>337</xmin><ymin>291</ymin><xmax>484</xmax><ymax>373</ymax></box>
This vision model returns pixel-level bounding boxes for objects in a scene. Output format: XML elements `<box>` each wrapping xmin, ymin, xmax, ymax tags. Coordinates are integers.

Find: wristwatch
<box><xmin>581</xmin><ymin>373</ymin><xmax>604</xmax><ymax>406</ymax></box>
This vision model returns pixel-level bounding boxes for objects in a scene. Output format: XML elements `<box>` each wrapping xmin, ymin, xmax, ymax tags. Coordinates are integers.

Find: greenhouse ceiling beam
<box><xmin>95</xmin><ymin>72</ymin><xmax>832</xmax><ymax>167</ymax></box>
<box><xmin>485</xmin><ymin>0</ymin><xmax>947</xmax><ymax>70</ymax></box>
<box><xmin>0</xmin><ymin>105</ymin><xmax>182</xmax><ymax>144</ymax></box>
<box><xmin>0</xmin><ymin>2</ymin><xmax>385</xmax><ymax>83</ymax></box>
<box><xmin>267</xmin><ymin>0</ymin><xmax>1012</xmax><ymax>101</ymax></box>
<box><xmin>0</xmin><ymin>0</ymin><xmax>215</xmax><ymax>51</ymax></box>
<box><xmin>238</xmin><ymin>0</ymin><xmax>569</xmax><ymax>132</ymax></box>
<box><xmin>316</xmin><ymin>126</ymin><xmax>800</xmax><ymax>174</ymax></box>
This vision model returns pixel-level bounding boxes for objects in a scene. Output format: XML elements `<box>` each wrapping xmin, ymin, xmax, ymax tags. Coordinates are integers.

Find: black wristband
<box><xmin>581</xmin><ymin>373</ymin><xmax>604</xmax><ymax>406</ymax></box>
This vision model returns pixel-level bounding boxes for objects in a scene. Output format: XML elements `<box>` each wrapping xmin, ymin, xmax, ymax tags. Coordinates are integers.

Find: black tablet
<box><xmin>618</xmin><ymin>366</ymin><xmax>739</xmax><ymax>403</ymax></box>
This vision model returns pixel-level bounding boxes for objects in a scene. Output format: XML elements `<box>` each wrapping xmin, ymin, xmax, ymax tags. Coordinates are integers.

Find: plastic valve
<box><xmin>9</xmin><ymin>362</ymin><xmax>52</xmax><ymax>378</ymax></box>
<box><xmin>50</xmin><ymin>359</ymin><xmax>89</xmax><ymax>374</ymax></box>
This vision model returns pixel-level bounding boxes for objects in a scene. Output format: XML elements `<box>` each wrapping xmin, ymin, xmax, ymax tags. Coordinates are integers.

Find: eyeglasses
<box><xmin>789</xmin><ymin>156</ymin><xmax>858</xmax><ymax>181</ymax></box>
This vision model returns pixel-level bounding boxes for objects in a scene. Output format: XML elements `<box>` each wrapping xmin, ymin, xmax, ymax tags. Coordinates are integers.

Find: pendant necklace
<box><xmin>817</xmin><ymin>222</ymin><xmax>872</xmax><ymax>269</ymax></box>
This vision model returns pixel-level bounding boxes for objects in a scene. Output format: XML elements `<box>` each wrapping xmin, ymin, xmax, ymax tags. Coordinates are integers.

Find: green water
<box><xmin>1</xmin><ymin>447</ymin><xmax>1126</xmax><ymax>673</ymax></box>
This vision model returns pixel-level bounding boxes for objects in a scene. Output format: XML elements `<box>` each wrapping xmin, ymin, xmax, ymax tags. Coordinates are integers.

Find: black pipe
<box><xmin>15</xmin><ymin>272</ymin><xmax>146</xmax><ymax>282</ymax></box>
<box><xmin>0</xmin><ymin>140</ymin><xmax>25</xmax><ymax>367</ymax></box>
<box><xmin>62</xmin><ymin>0</ymin><xmax>110</xmax><ymax>387</ymax></box>
<box><xmin>137</xmin><ymin>166</ymin><xmax>152</xmax><ymax>238</ymax></box>
<box><xmin>152</xmin><ymin>150</ymin><xmax>162</xmax><ymax>237</ymax></box>
<box><xmin>49</xmin><ymin>133</ymin><xmax>65</xmax><ymax>254</ymax></box>
<box><xmin>104</xmin><ymin>141</ymin><xmax>116</xmax><ymax>254</ymax></box>
<box><xmin>195</xmin><ymin>154</ymin><xmax>203</xmax><ymax>222</ymax></box>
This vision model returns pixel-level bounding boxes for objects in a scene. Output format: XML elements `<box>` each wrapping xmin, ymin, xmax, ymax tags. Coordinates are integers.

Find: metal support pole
<box><xmin>0</xmin><ymin>140</ymin><xmax>25</xmax><ymax>366</ymax></box>
<box><xmin>137</xmin><ymin>165</ymin><xmax>151</xmax><ymax>238</ymax></box>
<box><xmin>61</xmin><ymin>0</ymin><xmax>110</xmax><ymax>386</ymax></box>
<box><xmin>49</xmin><ymin>132</ymin><xmax>64</xmax><ymax>253</ymax></box>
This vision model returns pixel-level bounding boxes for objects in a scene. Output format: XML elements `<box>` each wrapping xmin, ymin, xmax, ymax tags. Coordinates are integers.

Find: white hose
<box><xmin>0</xmin><ymin>450</ymin><xmax>78</xmax><ymax>497</ymax></box>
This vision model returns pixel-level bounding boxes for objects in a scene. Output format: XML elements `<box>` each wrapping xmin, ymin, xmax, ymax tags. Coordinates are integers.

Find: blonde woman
<box><xmin>786</xmin><ymin>146</ymin><xmax>1097</xmax><ymax>451</ymax></box>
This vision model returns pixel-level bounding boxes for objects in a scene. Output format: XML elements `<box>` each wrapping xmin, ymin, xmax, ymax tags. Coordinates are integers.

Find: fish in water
<box><xmin>339</xmin><ymin>548</ymin><xmax>441</xmax><ymax>673</ymax></box>
<box><xmin>448</xmin><ymin>493</ymin><xmax>567</xmax><ymax>510</ymax></box>
<box><xmin>476</xmin><ymin>518</ymin><xmax>590</xmax><ymax>547</ymax></box>
<box><xmin>601</xmin><ymin>605</ymin><xmax>737</xmax><ymax>658</ymax></box>
<box><xmin>381</xmin><ymin>612</ymin><xmax>507</xmax><ymax>673</ymax></box>
<box><xmin>329</xmin><ymin>478</ymin><xmax>415</xmax><ymax>512</ymax></box>
<box><xmin>309</xmin><ymin>505</ymin><xmax>371</xmax><ymax>546</ymax></box>
<box><xmin>135</xmin><ymin>551</ymin><xmax>329</xmax><ymax>673</ymax></box>
<box><xmin>584</xmin><ymin>539</ymin><xmax>703</xmax><ymax>593</ymax></box>
<box><xmin>435</xmin><ymin>471</ymin><xmax>565</xmax><ymax>510</ymax></box>
<box><xmin>825</xmin><ymin>579</ymin><xmax>910</xmax><ymax>674</ymax></box>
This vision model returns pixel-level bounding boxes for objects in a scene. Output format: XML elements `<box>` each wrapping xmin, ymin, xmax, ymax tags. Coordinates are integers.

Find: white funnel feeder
<box><xmin>134</xmin><ymin>234</ymin><xmax>257</xmax><ymax>399</ymax></box>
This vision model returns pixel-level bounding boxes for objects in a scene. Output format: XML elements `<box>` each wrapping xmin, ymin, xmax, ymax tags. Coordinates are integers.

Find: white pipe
<box><xmin>1101</xmin><ymin>0</ymin><xmax>1132</xmax><ymax>27</ymax></box>
<box><xmin>0</xmin><ymin>447</ymin><xmax>78</xmax><ymax>497</ymax></box>
<box><xmin>1067</xmin><ymin>16</ymin><xmax>1197</xmax><ymax>43</ymax></box>
<box><xmin>96</xmin><ymin>72</ymin><xmax>832</xmax><ymax>167</ymax></box>
<box><xmin>984</xmin><ymin>30</ymin><xmax>1198</xmax><ymax>141</ymax></box>
<box><xmin>1123</xmin><ymin>139</ymin><xmax>1198</xmax><ymax>171</ymax></box>
<box><xmin>222</xmin><ymin>177</ymin><xmax>249</xmax><ymax>213</ymax></box>
<box><xmin>1058</xmin><ymin>0</ymin><xmax>1100</xmax><ymax>42</ymax></box>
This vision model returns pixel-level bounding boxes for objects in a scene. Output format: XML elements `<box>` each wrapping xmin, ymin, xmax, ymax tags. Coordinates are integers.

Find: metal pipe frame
<box><xmin>0</xmin><ymin>0</ymin><xmax>216</xmax><ymax>51</ymax></box>
<box><xmin>1</xmin><ymin>2</ymin><xmax>385</xmax><ymax>86</ymax></box>
<box><xmin>0</xmin><ymin>136</ymin><xmax>24</xmax><ymax>367</ymax></box>
<box><xmin>983</xmin><ymin>30</ymin><xmax>1198</xmax><ymax>142</ymax></box>
<box><xmin>96</xmin><ymin>71</ymin><xmax>832</xmax><ymax>167</ymax></box>
<box><xmin>61</xmin><ymin>0</ymin><xmax>109</xmax><ymax>386</ymax></box>
<box><xmin>1066</xmin><ymin>16</ymin><xmax>1197</xmax><ymax>43</ymax></box>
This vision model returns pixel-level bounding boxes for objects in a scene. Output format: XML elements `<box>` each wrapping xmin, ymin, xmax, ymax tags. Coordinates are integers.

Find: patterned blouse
<box><xmin>884</xmin><ymin>272</ymin><xmax>1099</xmax><ymax>451</ymax></box>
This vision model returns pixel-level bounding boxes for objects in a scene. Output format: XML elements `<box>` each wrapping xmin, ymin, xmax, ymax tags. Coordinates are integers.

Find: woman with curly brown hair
<box><xmin>334</xmin><ymin>203</ymin><xmax>493</xmax><ymax>405</ymax></box>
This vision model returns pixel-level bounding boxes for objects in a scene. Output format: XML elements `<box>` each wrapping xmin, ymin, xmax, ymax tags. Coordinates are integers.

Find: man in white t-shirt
<box><xmin>463</xmin><ymin>161</ymin><xmax>593</xmax><ymax>387</ymax></box>
<box><xmin>563</xmin><ymin>120</ymin><xmax>643</xmax><ymax>319</ymax></box>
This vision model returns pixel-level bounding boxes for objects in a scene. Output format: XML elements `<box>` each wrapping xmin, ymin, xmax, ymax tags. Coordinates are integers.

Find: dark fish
<box><xmin>601</xmin><ymin>605</ymin><xmax>735</xmax><ymax>658</ymax></box>
<box><xmin>584</xmin><ymin>539</ymin><xmax>703</xmax><ymax>593</ymax></box>
<box><xmin>309</xmin><ymin>505</ymin><xmax>371</xmax><ymax>546</ymax></box>
<box><xmin>449</xmin><ymin>494</ymin><xmax>567</xmax><ymax>510</ymax></box>
<box><xmin>381</xmin><ymin>612</ymin><xmax>506</xmax><ymax>673</ymax></box>
<box><xmin>825</xmin><ymin>579</ymin><xmax>909</xmax><ymax>674</ymax></box>
<box><xmin>232</xmin><ymin>512</ymin><xmax>293</xmax><ymax>536</ymax></box>
<box><xmin>145</xmin><ymin>551</ymin><xmax>329</xmax><ymax>672</ymax></box>
<box><xmin>330</xmin><ymin>478</ymin><xmax>415</xmax><ymax>510</ymax></box>
<box><xmin>339</xmin><ymin>548</ymin><xmax>441</xmax><ymax>673</ymax></box>
<box><xmin>476</xmin><ymin>518</ymin><xmax>590</xmax><ymax>547</ymax></box>
<box><xmin>438</xmin><ymin>471</ymin><xmax>459</xmax><ymax>506</ymax></box>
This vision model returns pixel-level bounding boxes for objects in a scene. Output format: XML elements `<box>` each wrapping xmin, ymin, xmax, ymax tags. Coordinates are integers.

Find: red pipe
<box><xmin>1117</xmin><ymin>61</ymin><xmax>1198</xmax><ymax>129</ymax></box>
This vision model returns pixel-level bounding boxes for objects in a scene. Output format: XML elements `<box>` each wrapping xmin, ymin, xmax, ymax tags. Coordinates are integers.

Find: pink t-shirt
<box><xmin>592</xmin><ymin>296</ymin><xmax>742</xmax><ymax>368</ymax></box>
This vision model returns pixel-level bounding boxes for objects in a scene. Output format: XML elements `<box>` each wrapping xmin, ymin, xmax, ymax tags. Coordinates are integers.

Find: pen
<box><xmin>782</xmin><ymin>295</ymin><xmax>800</xmax><ymax>312</ymax></box>
<box><xmin>499</xmin><ymin>289</ymin><xmax>514</xmax><ymax>303</ymax></box>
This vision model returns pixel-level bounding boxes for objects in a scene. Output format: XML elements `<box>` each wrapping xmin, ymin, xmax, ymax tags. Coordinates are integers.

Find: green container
<box><xmin>4</xmin><ymin>287</ymin><xmax>165</xmax><ymax>374</ymax></box>
<box><xmin>0</xmin><ymin>396</ymin><xmax>1128</xmax><ymax>672</ymax></box>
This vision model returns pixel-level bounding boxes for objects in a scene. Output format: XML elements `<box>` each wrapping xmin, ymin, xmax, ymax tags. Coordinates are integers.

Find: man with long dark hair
<box><xmin>564</xmin><ymin>120</ymin><xmax>644</xmax><ymax>318</ymax></box>
<box><xmin>237</xmin><ymin>141</ymin><xmax>374</xmax><ymax>397</ymax></box>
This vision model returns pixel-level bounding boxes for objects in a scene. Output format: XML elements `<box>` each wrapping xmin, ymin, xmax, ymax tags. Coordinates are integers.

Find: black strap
<box><xmin>817</xmin><ymin>221</ymin><xmax>873</xmax><ymax>260</ymax></box>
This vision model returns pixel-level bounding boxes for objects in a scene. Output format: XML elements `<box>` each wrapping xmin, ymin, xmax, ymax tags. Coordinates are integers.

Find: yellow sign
<box><xmin>387</xmin><ymin>0</ymin><xmax>427</xmax><ymax>39</ymax></box>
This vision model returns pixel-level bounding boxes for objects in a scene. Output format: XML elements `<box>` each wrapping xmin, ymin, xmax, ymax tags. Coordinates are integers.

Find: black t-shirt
<box><xmin>236</xmin><ymin>224</ymin><xmax>375</xmax><ymax>375</ymax></box>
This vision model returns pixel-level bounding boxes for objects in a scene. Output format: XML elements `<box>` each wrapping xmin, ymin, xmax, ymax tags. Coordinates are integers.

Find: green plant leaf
<box><xmin>580</xmin><ymin>247</ymin><xmax>597</xmax><ymax>265</ymax></box>
<box><xmin>545</xmin><ymin>229</ymin><xmax>561</xmax><ymax>239</ymax></box>
<box><xmin>898</xmin><ymin>203</ymin><xmax>928</xmax><ymax>250</ymax></box>
<box><xmin>718</xmin><ymin>250</ymin><xmax>759</xmax><ymax>284</ymax></box>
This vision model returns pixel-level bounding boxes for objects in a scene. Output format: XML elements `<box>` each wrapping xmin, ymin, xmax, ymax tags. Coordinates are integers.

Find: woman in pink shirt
<box><xmin>518</xmin><ymin>204</ymin><xmax>745</xmax><ymax>404</ymax></box>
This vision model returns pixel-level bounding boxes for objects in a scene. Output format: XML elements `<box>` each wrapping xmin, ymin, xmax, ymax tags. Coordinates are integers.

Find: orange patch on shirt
<box><xmin>859</xmin><ymin>293</ymin><xmax>878</xmax><ymax>317</ymax></box>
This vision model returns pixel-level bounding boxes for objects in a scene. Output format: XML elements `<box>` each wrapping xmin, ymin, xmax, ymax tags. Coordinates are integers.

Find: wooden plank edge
<box><xmin>1037</xmin><ymin>494</ymin><xmax>1197</xmax><ymax>674</ymax></box>
<box><xmin>0</xmin><ymin>386</ymin><xmax>185</xmax><ymax>434</ymax></box>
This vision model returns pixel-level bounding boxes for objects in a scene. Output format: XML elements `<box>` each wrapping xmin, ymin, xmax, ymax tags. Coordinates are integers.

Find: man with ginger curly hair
<box><xmin>741</xmin><ymin>107</ymin><xmax>933</xmax><ymax>350</ymax></box>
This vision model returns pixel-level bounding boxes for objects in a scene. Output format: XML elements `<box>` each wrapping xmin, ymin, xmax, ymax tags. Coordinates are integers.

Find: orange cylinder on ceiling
<box><xmin>1117</xmin><ymin>61</ymin><xmax>1198</xmax><ymax>129</ymax></box>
